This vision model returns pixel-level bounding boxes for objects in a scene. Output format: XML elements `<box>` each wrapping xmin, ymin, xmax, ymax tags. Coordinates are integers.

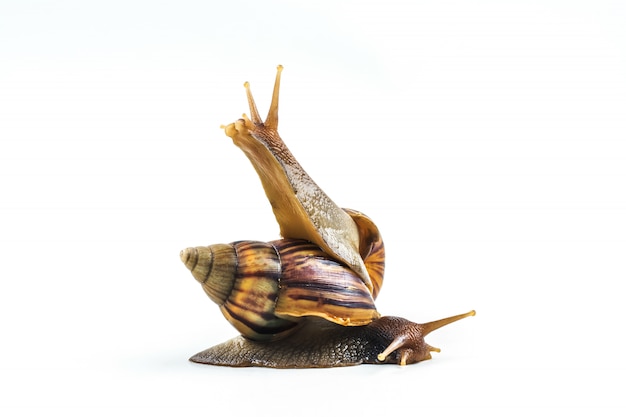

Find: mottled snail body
<box><xmin>190</xmin><ymin>314</ymin><xmax>474</xmax><ymax>368</ymax></box>
<box><xmin>180</xmin><ymin>66</ymin><xmax>474</xmax><ymax>367</ymax></box>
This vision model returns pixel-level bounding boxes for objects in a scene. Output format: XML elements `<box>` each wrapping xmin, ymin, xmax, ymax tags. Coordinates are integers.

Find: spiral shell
<box><xmin>181</xmin><ymin>209</ymin><xmax>384</xmax><ymax>341</ymax></box>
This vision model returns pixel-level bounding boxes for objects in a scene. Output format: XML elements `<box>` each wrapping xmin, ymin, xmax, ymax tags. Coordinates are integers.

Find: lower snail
<box><xmin>180</xmin><ymin>65</ymin><xmax>475</xmax><ymax>367</ymax></box>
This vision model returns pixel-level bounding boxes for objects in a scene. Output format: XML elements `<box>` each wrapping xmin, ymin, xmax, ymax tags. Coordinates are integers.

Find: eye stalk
<box><xmin>243</xmin><ymin>64</ymin><xmax>282</xmax><ymax>129</ymax></box>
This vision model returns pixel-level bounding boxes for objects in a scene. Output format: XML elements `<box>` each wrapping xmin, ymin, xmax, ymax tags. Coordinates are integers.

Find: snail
<box><xmin>180</xmin><ymin>65</ymin><xmax>475</xmax><ymax>367</ymax></box>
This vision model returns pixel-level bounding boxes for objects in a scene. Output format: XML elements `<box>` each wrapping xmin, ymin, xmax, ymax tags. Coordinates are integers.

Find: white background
<box><xmin>1</xmin><ymin>0</ymin><xmax>625</xmax><ymax>415</ymax></box>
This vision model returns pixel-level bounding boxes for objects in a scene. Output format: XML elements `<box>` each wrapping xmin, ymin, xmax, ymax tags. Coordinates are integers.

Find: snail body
<box><xmin>180</xmin><ymin>66</ymin><xmax>474</xmax><ymax>367</ymax></box>
<box><xmin>190</xmin><ymin>314</ymin><xmax>475</xmax><ymax>368</ymax></box>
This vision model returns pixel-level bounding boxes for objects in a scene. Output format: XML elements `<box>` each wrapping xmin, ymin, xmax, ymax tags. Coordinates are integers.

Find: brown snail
<box><xmin>180</xmin><ymin>66</ymin><xmax>475</xmax><ymax>367</ymax></box>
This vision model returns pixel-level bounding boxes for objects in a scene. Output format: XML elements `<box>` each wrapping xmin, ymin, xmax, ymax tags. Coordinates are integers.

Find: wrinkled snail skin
<box><xmin>180</xmin><ymin>66</ymin><xmax>475</xmax><ymax>367</ymax></box>
<box><xmin>190</xmin><ymin>313</ymin><xmax>476</xmax><ymax>368</ymax></box>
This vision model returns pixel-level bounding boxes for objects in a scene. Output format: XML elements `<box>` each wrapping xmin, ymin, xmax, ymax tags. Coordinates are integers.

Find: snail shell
<box><xmin>180</xmin><ymin>208</ymin><xmax>385</xmax><ymax>341</ymax></box>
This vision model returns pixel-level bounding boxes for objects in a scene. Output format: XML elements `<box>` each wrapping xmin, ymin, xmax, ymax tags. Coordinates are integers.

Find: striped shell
<box><xmin>180</xmin><ymin>208</ymin><xmax>385</xmax><ymax>341</ymax></box>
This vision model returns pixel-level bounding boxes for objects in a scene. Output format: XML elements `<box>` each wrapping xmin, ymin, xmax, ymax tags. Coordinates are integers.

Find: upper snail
<box><xmin>180</xmin><ymin>65</ymin><xmax>475</xmax><ymax>368</ymax></box>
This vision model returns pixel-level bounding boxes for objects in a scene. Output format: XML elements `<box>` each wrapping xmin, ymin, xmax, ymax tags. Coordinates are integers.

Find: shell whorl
<box><xmin>180</xmin><ymin>244</ymin><xmax>235</xmax><ymax>305</ymax></box>
<box><xmin>345</xmin><ymin>208</ymin><xmax>385</xmax><ymax>300</ymax></box>
<box><xmin>271</xmin><ymin>238</ymin><xmax>380</xmax><ymax>326</ymax></box>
